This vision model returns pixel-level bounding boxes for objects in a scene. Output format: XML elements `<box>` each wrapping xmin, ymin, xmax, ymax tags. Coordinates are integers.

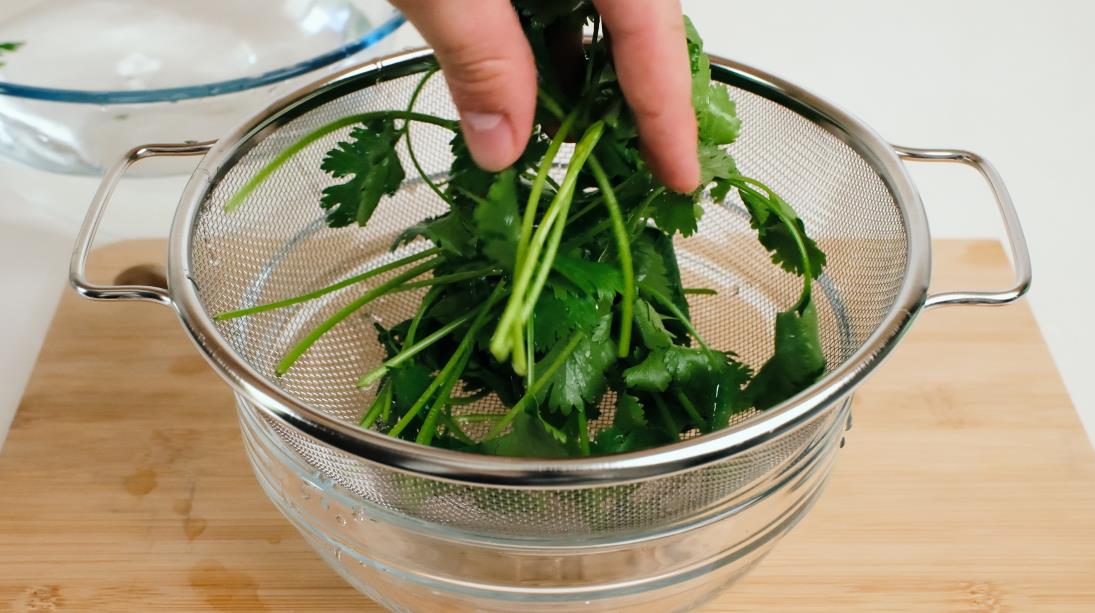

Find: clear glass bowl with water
<box><xmin>0</xmin><ymin>0</ymin><xmax>404</xmax><ymax>175</ymax></box>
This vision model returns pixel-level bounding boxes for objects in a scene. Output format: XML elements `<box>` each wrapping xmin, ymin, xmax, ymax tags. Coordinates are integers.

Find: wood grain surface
<box><xmin>1</xmin><ymin>240</ymin><xmax>1093</xmax><ymax>612</ymax></box>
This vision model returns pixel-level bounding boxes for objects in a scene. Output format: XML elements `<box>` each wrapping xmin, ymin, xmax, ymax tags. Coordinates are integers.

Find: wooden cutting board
<box><xmin>2</xmin><ymin>240</ymin><xmax>1093</xmax><ymax>612</ymax></box>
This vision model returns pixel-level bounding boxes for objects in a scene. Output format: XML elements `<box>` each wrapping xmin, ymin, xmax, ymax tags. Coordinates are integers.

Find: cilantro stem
<box><xmin>673</xmin><ymin>388</ymin><xmax>708</xmax><ymax>432</ymax></box>
<box><xmin>484</xmin><ymin>330</ymin><xmax>585</xmax><ymax>441</ymax></box>
<box><xmin>524</xmin><ymin>171</ymin><xmax>561</xmax><ymax>192</ymax></box>
<box><xmin>417</xmin><ymin>349</ymin><xmax>473</xmax><ymax>445</ymax></box>
<box><xmin>397</xmin><ymin>266</ymin><xmax>500</xmax><ymax>291</ymax></box>
<box><xmin>387</xmin><ymin>373</ymin><xmax>443</xmax><ymax>437</ymax></box>
<box><xmin>275</xmin><ymin>259</ymin><xmax>440</xmax><ymax>375</ymax></box>
<box><xmin>628</xmin><ymin>187</ymin><xmax>667</xmax><ymax>235</ymax></box>
<box><xmin>576</xmin><ymin>405</ymin><xmax>590</xmax><ymax>456</ymax></box>
<box><xmin>525</xmin><ymin>316</ymin><xmax>535</xmax><ymax>388</ymax></box>
<box><xmin>537</xmin><ymin>90</ymin><xmax>567</xmax><ymax>121</ymax></box>
<box><xmin>404</xmin><ymin>67</ymin><xmax>459</xmax><ymax>208</ymax></box>
<box><xmin>585</xmin><ymin>17</ymin><xmax>600</xmax><ymax>87</ymax></box>
<box><xmin>652</xmin><ymin>394</ymin><xmax>680</xmax><ymax>440</ymax></box>
<box><xmin>388</xmin><ymin>284</ymin><xmax>506</xmax><ymax>439</ymax></box>
<box><xmin>513</xmin><ymin>111</ymin><xmax>577</xmax><ymax>294</ymax></box>
<box><xmin>511</xmin><ymin>122</ymin><xmax>606</xmax><ymax>363</ymax></box>
<box><xmin>683</xmin><ymin>288</ymin><xmax>718</xmax><ymax>295</ymax></box>
<box><xmin>588</xmin><ymin>156</ymin><xmax>634</xmax><ymax>358</ymax></box>
<box><xmin>510</xmin><ymin>322</ymin><xmax>529</xmax><ymax>378</ymax></box>
<box><xmin>404</xmin><ymin>65</ymin><xmax>439</xmax><ymax>126</ymax></box>
<box><xmin>638</xmin><ymin>283</ymin><xmax>711</xmax><ymax>351</ymax></box>
<box><xmin>562</xmin><ymin>217</ymin><xmax>613</xmax><ymax>249</ymax></box>
<box><xmin>224</xmin><ymin>110</ymin><xmax>457</xmax><ymax>213</ymax></box>
<box><xmin>566</xmin><ymin>195</ymin><xmax>605</xmax><ymax>227</ymax></box>
<box><xmin>381</xmin><ymin>384</ymin><xmax>392</xmax><ymax>424</ymax></box>
<box><xmin>359</xmin><ymin>380</ymin><xmax>391</xmax><ymax>428</ymax></box>
<box><xmin>494</xmin><ymin>91</ymin><xmax>597</xmax><ymax>368</ymax></box>
<box><xmin>403</xmin><ymin>285</ymin><xmax>441</xmax><ymax>347</ymax></box>
<box><xmin>452</xmin><ymin>412</ymin><xmax>504</xmax><ymax>422</ymax></box>
<box><xmin>499</xmin><ymin>121</ymin><xmax>604</xmax><ymax>363</ymax></box>
<box><xmin>357</xmin><ymin>308</ymin><xmax>479</xmax><ymax>388</ymax></box>
<box><xmin>214</xmin><ymin>247</ymin><xmax>443</xmax><ymax>320</ymax></box>
<box><xmin>366</xmin><ymin>265</ymin><xmax>501</xmax><ymax>384</ymax></box>
<box><xmin>442</xmin><ymin>411</ymin><xmax>475</xmax><ymax>445</ymax></box>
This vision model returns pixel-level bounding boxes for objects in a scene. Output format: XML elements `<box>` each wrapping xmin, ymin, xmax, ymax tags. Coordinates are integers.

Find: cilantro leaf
<box><xmin>684</xmin><ymin>17</ymin><xmax>712</xmax><ymax>110</ymax></box>
<box><xmin>372</xmin><ymin>321</ymin><xmax>400</xmax><ymax>358</ymax></box>
<box><xmin>663</xmin><ymin>345</ymin><xmax>715</xmax><ymax>380</ymax></box>
<box><xmin>698</xmin><ymin>142</ymin><xmax>739</xmax><ymax>185</ymax></box>
<box><xmin>537</xmin><ymin>314</ymin><xmax>616</xmax><ymax>414</ymax></box>
<box><xmin>632</xmin><ymin>231</ymin><xmax>674</xmax><ymax>300</ymax></box>
<box><xmin>614</xmin><ymin>392</ymin><xmax>648</xmax><ymax>430</ymax></box>
<box><xmin>531</xmin><ymin>292</ymin><xmax>570</xmax><ymax>350</ymax></box>
<box><xmin>592</xmin><ymin>425</ymin><xmax>666</xmax><ymax>455</ymax></box>
<box><xmin>649</xmin><ymin>190</ymin><xmax>703</xmax><ymax>238</ymax></box>
<box><xmin>698</xmin><ymin>85</ymin><xmax>742</xmax><ymax>145</ymax></box>
<box><xmin>393</xmin><ymin>212</ymin><xmax>476</xmax><ymax>256</ymax></box>
<box><xmin>446</xmin><ymin>132</ymin><xmax>494</xmax><ymax>207</ymax></box>
<box><xmin>552</xmin><ymin>253</ymin><xmax>621</xmax><ymax>301</ymax></box>
<box><xmin>665</xmin><ymin>346</ymin><xmax>751</xmax><ymax>429</ymax></box>
<box><xmin>746</xmin><ymin>302</ymin><xmax>826</xmax><ymax>410</ymax></box>
<box><xmin>710</xmin><ymin>177</ymin><xmax>735</xmax><ymax>204</ymax></box>
<box><xmin>633</xmin><ymin>298</ymin><xmax>673</xmax><ymax>351</ymax></box>
<box><xmin>428</xmin><ymin>289</ymin><xmax>488</xmax><ymax>329</ymax></box>
<box><xmin>319</xmin><ymin>119</ymin><xmax>405</xmax><ymax>228</ymax></box>
<box><xmin>474</xmin><ymin>169</ymin><xmax>521</xmax><ymax>271</ymax></box>
<box><xmin>623</xmin><ymin>349</ymin><xmax>671</xmax><ymax>392</ymax></box>
<box><xmin>479</xmin><ymin>410</ymin><xmax>570</xmax><ymax>457</ymax></box>
<box><xmin>685</xmin><ymin>17</ymin><xmax>742</xmax><ymax>146</ymax></box>
<box><xmin>448</xmin><ymin>129</ymin><xmax>550</xmax><ymax>209</ymax></box>
<box><xmin>532</xmin><ymin>290</ymin><xmax>598</xmax><ymax>352</ymax></box>
<box><xmin>632</xmin><ymin>229</ymin><xmax>691</xmax><ymax>343</ymax></box>
<box><xmin>739</xmin><ymin>189</ymin><xmax>827</xmax><ymax>278</ymax></box>
<box><xmin>389</xmin><ymin>362</ymin><xmax>433</xmax><ymax>415</ymax></box>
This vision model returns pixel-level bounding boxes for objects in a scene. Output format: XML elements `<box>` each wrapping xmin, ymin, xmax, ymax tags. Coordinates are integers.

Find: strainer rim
<box><xmin>168</xmin><ymin>48</ymin><xmax>929</xmax><ymax>487</ymax></box>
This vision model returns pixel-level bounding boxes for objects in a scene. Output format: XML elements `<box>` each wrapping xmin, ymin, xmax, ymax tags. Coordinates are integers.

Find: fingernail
<box><xmin>463</xmin><ymin>111</ymin><xmax>503</xmax><ymax>132</ymax></box>
<box><xmin>460</xmin><ymin>111</ymin><xmax>514</xmax><ymax>171</ymax></box>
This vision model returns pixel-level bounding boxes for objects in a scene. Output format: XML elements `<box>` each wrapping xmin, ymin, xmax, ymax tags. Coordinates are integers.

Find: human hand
<box><xmin>390</xmin><ymin>0</ymin><xmax>700</xmax><ymax>193</ymax></box>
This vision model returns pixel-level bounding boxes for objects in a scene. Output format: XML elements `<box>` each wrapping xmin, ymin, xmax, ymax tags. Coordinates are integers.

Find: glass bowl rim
<box><xmin>0</xmin><ymin>11</ymin><xmax>404</xmax><ymax>105</ymax></box>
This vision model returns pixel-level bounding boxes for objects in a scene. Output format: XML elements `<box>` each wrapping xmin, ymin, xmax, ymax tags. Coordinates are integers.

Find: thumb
<box><xmin>392</xmin><ymin>0</ymin><xmax>536</xmax><ymax>171</ymax></box>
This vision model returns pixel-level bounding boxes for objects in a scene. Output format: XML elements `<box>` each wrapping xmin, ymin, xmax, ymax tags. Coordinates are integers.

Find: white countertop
<box><xmin>2</xmin><ymin>0</ymin><xmax>1092</xmax><ymax>447</ymax></box>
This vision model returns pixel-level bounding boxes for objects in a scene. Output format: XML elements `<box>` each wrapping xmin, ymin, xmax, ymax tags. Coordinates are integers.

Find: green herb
<box><xmin>0</xmin><ymin>41</ymin><xmax>22</xmax><ymax>68</ymax></box>
<box><xmin>219</xmin><ymin>2</ymin><xmax>828</xmax><ymax>456</ymax></box>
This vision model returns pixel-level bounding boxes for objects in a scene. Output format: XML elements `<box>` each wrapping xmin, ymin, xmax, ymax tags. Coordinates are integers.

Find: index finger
<box><xmin>593</xmin><ymin>0</ymin><xmax>699</xmax><ymax>193</ymax></box>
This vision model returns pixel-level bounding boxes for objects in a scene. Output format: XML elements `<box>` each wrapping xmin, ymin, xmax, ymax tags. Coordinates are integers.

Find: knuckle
<box><xmin>443</xmin><ymin>52</ymin><xmax>520</xmax><ymax>102</ymax></box>
<box><xmin>628</xmin><ymin>92</ymin><xmax>673</xmax><ymax>123</ymax></box>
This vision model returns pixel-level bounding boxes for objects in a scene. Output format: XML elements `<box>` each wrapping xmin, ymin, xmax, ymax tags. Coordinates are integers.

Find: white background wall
<box><xmin>680</xmin><ymin>0</ymin><xmax>1095</xmax><ymax>436</ymax></box>
<box><xmin>1</xmin><ymin>0</ymin><xmax>1093</xmax><ymax>444</ymax></box>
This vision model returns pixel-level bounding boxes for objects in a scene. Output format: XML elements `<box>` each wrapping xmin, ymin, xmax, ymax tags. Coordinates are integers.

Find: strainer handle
<box><xmin>70</xmin><ymin>141</ymin><xmax>214</xmax><ymax>306</ymax></box>
<box><xmin>894</xmin><ymin>146</ymin><xmax>1032</xmax><ymax>309</ymax></box>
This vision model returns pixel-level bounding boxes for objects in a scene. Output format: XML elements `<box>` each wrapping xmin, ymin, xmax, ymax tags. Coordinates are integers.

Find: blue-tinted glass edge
<box><xmin>0</xmin><ymin>12</ymin><xmax>405</xmax><ymax>104</ymax></box>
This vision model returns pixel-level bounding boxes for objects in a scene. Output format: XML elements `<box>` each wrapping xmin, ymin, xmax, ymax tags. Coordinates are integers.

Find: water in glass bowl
<box><xmin>0</xmin><ymin>0</ymin><xmax>403</xmax><ymax>175</ymax></box>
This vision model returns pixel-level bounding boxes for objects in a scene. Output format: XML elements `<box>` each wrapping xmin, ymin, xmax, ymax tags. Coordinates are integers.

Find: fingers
<box><xmin>392</xmin><ymin>0</ymin><xmax>536</xmax><ymax>171</ymax></box>
<box><xmin>593</xmin><ymin>0</ymin><xmax>700</xmax><ymax>192</ymax></box>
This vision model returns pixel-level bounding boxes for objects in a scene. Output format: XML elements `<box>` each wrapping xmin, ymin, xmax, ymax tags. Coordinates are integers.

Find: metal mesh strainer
<box><xmin>71</xmin><ymin>49</ymin><xmax>1030</xmax><ymax>542</ymax></box>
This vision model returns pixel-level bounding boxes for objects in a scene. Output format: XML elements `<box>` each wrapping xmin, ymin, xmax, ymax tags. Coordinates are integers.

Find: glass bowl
<box><xmin>0</xmin><ymin>0</ymin><xmax>404</xmax><ymax>175</ymax></box>
<box><xmin>237</xmin><ymin>394</ymin><xmax>849</xmax><ymax>611</ymax></box>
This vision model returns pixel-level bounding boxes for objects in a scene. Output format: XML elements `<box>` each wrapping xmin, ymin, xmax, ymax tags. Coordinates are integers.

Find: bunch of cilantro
<box><xmin>221</xmin><ymin>1</ymin><xmax>827</xmax><ymax>457</ymax></box>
